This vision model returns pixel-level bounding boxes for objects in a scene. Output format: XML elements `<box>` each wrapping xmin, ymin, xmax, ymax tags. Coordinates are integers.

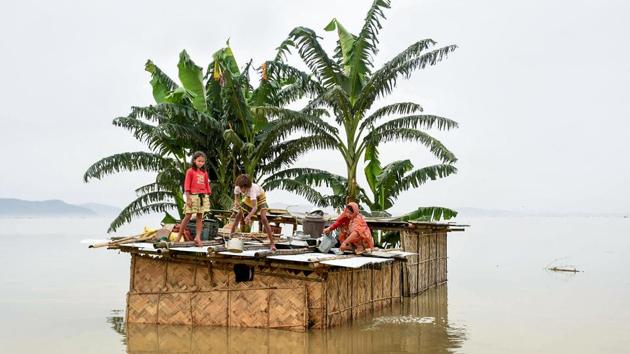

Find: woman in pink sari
<box><xmin>323</xmin><ymin>202</ymin><xmax>374</xmax><ymax>254</ymax></box>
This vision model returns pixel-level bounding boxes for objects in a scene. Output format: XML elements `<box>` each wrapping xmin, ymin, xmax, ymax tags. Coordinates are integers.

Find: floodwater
<box><xmin>0</xmin><ymin>216</ymin><xmax>629</xmax><ymax>353</ymax></box>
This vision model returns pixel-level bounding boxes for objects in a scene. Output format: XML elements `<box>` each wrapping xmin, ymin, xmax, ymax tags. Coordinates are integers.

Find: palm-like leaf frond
<box><xmin>358</xmin><ymin>43</ymin><xmax>457</xmax><ymax>112</ymax></box>
<box><xmin>263</xmin><ymin>178</ymin><xmax>330</xmax><ymax>208</ymax></box>
<box><xmin>254</xmin><ymin>106</ymin><xmax>340</xmax><ymax>139</ymax></box>
<box><xmin>372</xmin><ymin>114</ymin><xmax>459</xmax><ymax>132</ymax></box>
<box><xmin>83</xmin><ymin>152</ymin><xmax>175</xmax><ymax>182</ymax></box>
<box><xmin>259</xmin><ymin>136</ymin><xmax>339</xmax><ymax>175</ymax></box>
<box><xmin>177</xmin><ymin>50</ymin><xmax>207</xmax><ymax>112</ymax></box>
<box><xmin>365</xmin><ymin>128</ymin><xmax>457</xmax><ymax>163</ymax></box>
<box><xmin>109</xmin><ymin>199</ymin><xmax>178</xmax><ymax>232</ymax></box>
<box><xmin>285</xmin><ymin>27</ymin><xmax>344</xmax><ymax>88</ymax></box>
<box><xmin>145</xmin><ymin>60</ymin><xmax>179</xmax><ymax>103</ymax></box>
<box><xmin>391</xmin><ymin>164</ymin><xmax>457</xmax><ymax>199</ymax></box>
<box><xmin>359</xmin><ymin>102</ymin><xmax>423</xmax><ymax>131</ymax></box>
<box><xmin>396</xmin><ymin>206</ymin><xmax>458</xmax><ymax>222</ymax></box>
<box><xmin>347</xmin><ymin>0</ymin><xmax>391</xmax><ymax>98</ymax></box>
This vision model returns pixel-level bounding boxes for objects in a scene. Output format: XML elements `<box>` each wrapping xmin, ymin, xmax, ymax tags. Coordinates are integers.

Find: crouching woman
<box><xmin>323</xmin><ymin>202</ymin><xmax>374</xmax><ymax>254</ymax></box>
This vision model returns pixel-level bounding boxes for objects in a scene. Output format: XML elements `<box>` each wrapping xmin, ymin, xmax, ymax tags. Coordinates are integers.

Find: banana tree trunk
<box><xmin>346</xmin><ymin>160</ymin><xmax>359</xmax><ymax>203</ymax></box>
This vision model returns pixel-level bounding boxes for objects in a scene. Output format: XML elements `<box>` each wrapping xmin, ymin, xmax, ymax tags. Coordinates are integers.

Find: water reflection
<box><xmin>111</xmin><ymin>285</ymin><xmax>466</xmax><ymax>353</ymax></box>
<box><xmin>107</xmin><ymin>310</ymin><xmax>127</xmax><ymax>346</ymax></box>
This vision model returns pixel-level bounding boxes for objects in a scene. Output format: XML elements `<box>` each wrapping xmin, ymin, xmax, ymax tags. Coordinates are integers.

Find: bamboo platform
<box><xmin>104</xmin><ymin>214</ymin><xmax>463</xmax><ymax>331</ymax></box>
<box><xmin>119</xmin><ymin>244</ymin><xmax>405</xmax><ymax>331</ymax></box>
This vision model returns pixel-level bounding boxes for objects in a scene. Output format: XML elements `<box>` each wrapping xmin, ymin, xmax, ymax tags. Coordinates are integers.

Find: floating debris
<box><xmin>545</xmin><ymin>258</ymin><xmax>583</xmax><ymax>273</ymax></box>
<box><xmin>547</xmin><ymin>266</ymin><xmax>581</xmax><ymax>273</ymax></box>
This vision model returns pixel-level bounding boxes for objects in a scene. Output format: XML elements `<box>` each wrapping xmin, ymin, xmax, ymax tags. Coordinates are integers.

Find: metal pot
<box><xmin>316</xmin><ymin>233</ymin><xmax>337</xmax><ymax>253</ymax></box>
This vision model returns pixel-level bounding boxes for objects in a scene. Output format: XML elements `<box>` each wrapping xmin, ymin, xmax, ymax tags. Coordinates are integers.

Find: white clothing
<box><xmin>234</xmin><ymin>183</ymin><xmax>264</xmax><ymax>200</ymax></box>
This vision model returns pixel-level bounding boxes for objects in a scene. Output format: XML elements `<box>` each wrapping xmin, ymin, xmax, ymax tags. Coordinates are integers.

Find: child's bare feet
<box><xmin>194</xmin><ymin>237</ymin><xmax>202</xmax><ymax>247</ymax></box>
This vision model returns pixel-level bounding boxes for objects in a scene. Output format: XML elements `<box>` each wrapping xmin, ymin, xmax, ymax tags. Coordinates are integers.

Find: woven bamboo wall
<box><xmin>126</xmin><ymin>254</ymin><xmax>402</xmax><ymax>331</ymax></box>
<box><xmin>126</xmin><ymin>285</ymin><xmax>450</xmax><ymax>354</ymax></box>
<box><xmin>127</xmin><ymin>255</ymin><xmax>309</xmax><ymax>331</ymax></box>
<box><xmin>401</xmin><ymin>228</ymin><xmax>448</xmax><ymax>296</ymax></box>
<box><xmin>324</xmin><ymin>262</ymin><xmax>401</xmax><ymax>328</ymax></box>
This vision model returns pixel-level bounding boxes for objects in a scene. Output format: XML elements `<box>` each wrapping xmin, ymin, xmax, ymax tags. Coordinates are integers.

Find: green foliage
<box><xmin>85</xmin><ymin>2</ymin><xmax>462</xmax><ymax>230</ymax></box>
<box><xmin>266</xmin><ymin>0</ymin><xmax>459</xmax><ymax>220</ymax></box>
<box><xmin>86</xmin><ymin>45</ymin><xmax>332</xmax><ymax>231</ymax></box>
<box><xmin>398</xmin><ymin>206</ymin><xmax>458</xmax><ymax>222</ymax></box>
<box><xmin>177</xmin><ymin>50</ymin><xmax>207</xmax><ymax>112</ymax></box>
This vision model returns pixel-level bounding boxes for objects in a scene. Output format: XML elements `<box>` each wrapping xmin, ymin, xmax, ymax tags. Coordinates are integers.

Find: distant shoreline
<box><xmin>0</xmin><ymin>198</ymin><xmax>120</xmax><ymax>217</ymax></box>
<box><xmin>0</xmin><ymin>199</ymin><xmax>626</xmax><ymax>219</ymax></box>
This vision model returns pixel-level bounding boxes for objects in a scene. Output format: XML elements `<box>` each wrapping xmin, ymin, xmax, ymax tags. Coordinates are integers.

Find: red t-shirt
<box><xmin>184</xmin><ymin>168</ymin><xmax>211</xmax><ymax>195</ymax></box>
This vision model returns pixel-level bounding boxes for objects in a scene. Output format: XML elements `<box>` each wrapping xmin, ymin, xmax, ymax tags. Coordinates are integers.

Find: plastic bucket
<box><xmin>226</xmin><ymin>238</ymin><xmax>243</xmax><ymax>253</ymax></box>
<box><xmin>302</xmin><ymin>216</ymin><xmax>325</xmax><ymax>238</ymax></box>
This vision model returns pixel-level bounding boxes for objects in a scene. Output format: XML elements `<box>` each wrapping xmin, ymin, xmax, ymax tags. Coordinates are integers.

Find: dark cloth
<box><xmin>234</xmin><ymin>264</ymin><xmax>254</xmax><ymax>282</ymax></box>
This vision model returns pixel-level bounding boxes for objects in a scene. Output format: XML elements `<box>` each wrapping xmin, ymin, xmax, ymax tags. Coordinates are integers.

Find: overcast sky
<box><xmin>0</xmin><ymin>0</ymin><xmax>628</xmax><ymax>214</ymax></box>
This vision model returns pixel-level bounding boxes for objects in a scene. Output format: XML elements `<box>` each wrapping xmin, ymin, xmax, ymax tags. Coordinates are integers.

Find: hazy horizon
<box><xmin>1</xmin><ymin>0</ymin><xmax>628</xmax><ymax>215</ymax></box>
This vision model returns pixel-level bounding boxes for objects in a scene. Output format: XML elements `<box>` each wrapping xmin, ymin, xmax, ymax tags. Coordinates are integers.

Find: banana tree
<box><xmin>84</xmin><ymin>52</ymin><xmax>224</xmax><ymax>232</ymax></box>
<box><xmin>85</xmin><ymin>45</ymin><xmax>337</xmax><ymax>232</ymax></box>
<box><xmin>363</xmin><ymin>144</ymin><xmax>458</xmax><ymax>219</ymax></box>
<box><xmin>209</xmin><ymin>45</ymin><xmax>338</xmax><ymax>188</ymax></box>
<box><xmin>263</xmin><ymin>0</ymin><xmax>458</xmax><ymax>205</ymax></box>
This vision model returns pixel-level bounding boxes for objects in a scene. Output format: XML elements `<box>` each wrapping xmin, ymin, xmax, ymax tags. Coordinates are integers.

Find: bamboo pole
<box><xmin>253</xmin><ymin>248</ymin><xmax>311</xmax><ymax>258</ymax></box>
<box><xmin>154</xmin><ymin>240</ymin><xmax>222</xmax><ymax>249</ymax></box>
<box><xmin>90</xmin><ymin>230</ymin><xmax>158</xmax><ymax>248</ymax></box>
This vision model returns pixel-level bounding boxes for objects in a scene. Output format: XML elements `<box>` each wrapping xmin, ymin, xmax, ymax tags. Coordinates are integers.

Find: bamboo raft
<box><xmin>102</xmin><ymin>217</ymin><xmax>463</xmax><ymax>331</ymax></box>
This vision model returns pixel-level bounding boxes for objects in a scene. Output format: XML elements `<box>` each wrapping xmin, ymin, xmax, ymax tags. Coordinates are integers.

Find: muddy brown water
<box><xmin>1</xmin><ymin>216</ymin><xmax>628</xmax><ymax>353</ymax></box>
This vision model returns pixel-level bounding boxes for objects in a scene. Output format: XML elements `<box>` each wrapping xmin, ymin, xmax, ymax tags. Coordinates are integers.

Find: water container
<box><xmin>317</xmin><ymin>233</ymin><xmax>337</xmax><ymax>253</ymax></box>
<box><xmin>187</xmin><ymin>219</ymin><xmax>219</xmax><ymax>240</ymax></box>
<box><xmin>302</xmin><ymin>212</ymin><xmax>325</xmax><ymax>238</ymax></box>
<box><xmin>226</xmin><ymin>238</ymin><xmax>243</xmax><ymax>253</ymax></box>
